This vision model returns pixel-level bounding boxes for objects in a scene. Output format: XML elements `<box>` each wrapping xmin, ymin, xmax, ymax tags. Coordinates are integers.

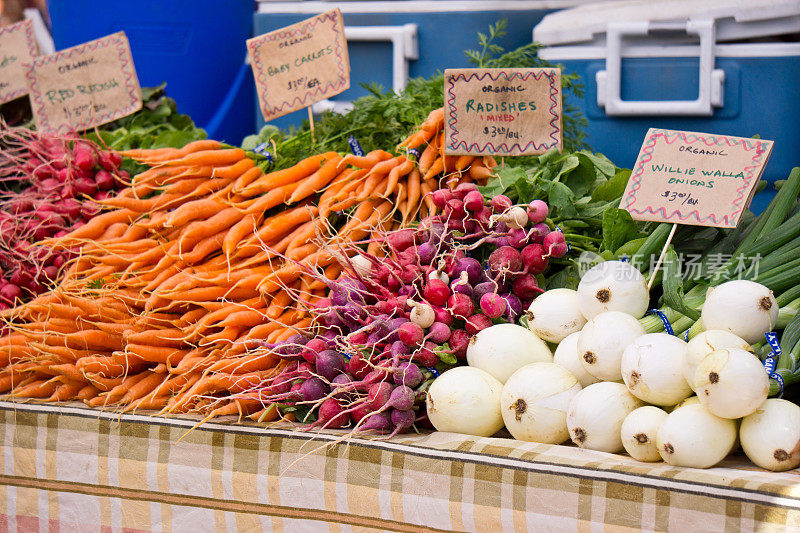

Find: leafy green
<box><xmin>602</xmin><ymin>208</ymin><xmax>641</xmax><ymax>254</ymax></box>
<box><xmin>592</xmin><ymin>169</ymin><xmax>631</xmax><ymax>202</ymax></box>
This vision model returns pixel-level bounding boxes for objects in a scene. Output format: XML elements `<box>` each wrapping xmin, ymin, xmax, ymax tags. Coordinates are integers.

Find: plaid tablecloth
<box><xmin>1</xmin><ymin>400</ymin><xmax>800</xmax><ymax>532</ymax></box>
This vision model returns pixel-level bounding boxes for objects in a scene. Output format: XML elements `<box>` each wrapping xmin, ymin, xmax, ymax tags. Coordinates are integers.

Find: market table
<box><xmin>1</xmin><ymin>400</ymin><xmax>798</xmax><ymax>532</ymax></box>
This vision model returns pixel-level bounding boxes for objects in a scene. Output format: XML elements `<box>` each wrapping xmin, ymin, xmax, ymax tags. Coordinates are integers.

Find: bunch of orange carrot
<box><xmin>0</xmin><ymin>107</ymin><xmax>493</xmax><ymax>421</ymax></box>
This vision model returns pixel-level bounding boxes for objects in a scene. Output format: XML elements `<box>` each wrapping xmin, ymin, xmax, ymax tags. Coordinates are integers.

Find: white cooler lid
<box><xmin>534</xmin><ymin>0</ymin><xmax>800</xmax><ymax>46</ymax></box>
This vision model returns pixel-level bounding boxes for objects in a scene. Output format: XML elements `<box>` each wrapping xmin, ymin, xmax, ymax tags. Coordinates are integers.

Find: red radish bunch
<box><xmin>0</xmin><ymin>124</ymin><xmax>127</xmax><ymax>307</ymax></box>
<box><xmin>228</xmin><ymin>185</ymin><xmax>573</xmax><ymax>434</ymax></box>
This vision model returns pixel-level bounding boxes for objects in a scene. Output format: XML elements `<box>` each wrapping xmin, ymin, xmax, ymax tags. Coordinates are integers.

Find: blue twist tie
<box><xmin>764</xmin><ymin>332</ymin><xmax>784</xmax><ymax>397</ymax></box>
<box><xmin>620</xmin><ymin>256</ymin><xmax>630</xmax><ymax>263</ymax></box>
<box><xmin>408</xmin><ymin>148</ymin><xmax>421</xmax><ymax>159</ymax></box>
<box><xmin>684</xmin><ymin>329</ymin><xmax>690</xmax><ymax>342</ymax></box>
<box><xmin>342</xmin><ymin>352</ymin><xmax>353</xmax><ymax>361</ymax></box>
<box><xmin>253</xmin><ymin>142</ymin><xmax>273</xmax><ymax>162</ymax></box>
<box><xmin>347</xmin><ymin>136</ymin><xmax>364</xmax><ymax>156</ymax></box>
<box><xmin>554</xmin><ymin>226</ymin><xmax>571</xmax><ymax>252</ymax></box>
<box><xmin>646</xmin><ymin>309</ymin><xmax>674</xmax><ymax>336</ymax></box>
<box><xmin>426</xmin><ymin>367</ymin><xmax>441</xmax><ymax>378</ymax></box>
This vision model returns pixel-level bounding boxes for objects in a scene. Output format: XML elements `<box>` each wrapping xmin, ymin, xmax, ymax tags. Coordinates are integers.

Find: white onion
<box><xmin>694</xmin><ymin>348</ymin><xmax>769</xmax><ymax>419</ymax></box>
<box><xmin>701</xmin><ymin>280</ymin><xmax>779</xmax><ymax>344</ymax></box>
<box><xmin>621</xmin><ymin>406</ymin><xmax>668</xmax><ymax>462</ymax></box>
<box><xmin>553</xmin><ymin>332</ymin><xmax>600</xmax><ymax>388</ymax></box>
<box><xmin>467</xmin><ymin>324</ymin><xmax>552</xmax><ymax>383</ymax></box>
<box><xmin>425</xmin><ymin>367</ymin><xmax>504</xmax><ymax>437</ymax></box>
<box><xmin>577</xmin><ymin>260</ymin><xmax>649</xmax><ymax>319</ymax></box>
<box><xmin>656</xmin><ymin>403</ymin><xmax>737</xmax><ymax>468</ymax></box>
<box><xmin>501</xmin><ymin>363</ymin><xmax>582</xmax><ymax>444</ymax></box>
<box><xmin>566</xmin><ymin>382</ymin><xmax>644</xmax><ymax>453</ymax></box>
<box><xmin>673</xmin><ymin>395</ymin><xmax>701</xmax><ymax>410</ymax></box>
<box><xmin>578</xmin><ymin>311</ymin><xmax>646</xmax><ymax>381</ymax></box>
<box><xmin>621</xmin><ymin>333</ymin><xmax>692</xmax><ymax>406</ymax></box>
<box><xmin>525</xmin><ymin>289</ymin><xmax>587</xmax><ymax>343</ymax></box>
<box><xmin>683</xmin><ymin>330</ymin><xmax>751</xmax><ymax>389</ymax></box>
<box><xmin>740</xmin><ymin>399</ymin><xmax>800</xmax><ymax>471</ymax></box>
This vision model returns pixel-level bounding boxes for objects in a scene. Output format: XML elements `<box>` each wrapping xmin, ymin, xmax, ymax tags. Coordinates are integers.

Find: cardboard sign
<box><xmin>247</xmin><ymin>8</ymin><xmax>350</xmax><ymax>123</ymax></box>
<box><xmin>0</xmin><ymin>20</ymin><xmax>38</xmax><ymax>104</ymax></box>
<box><xmin>24</xmin><ymin>32</ymin><xmax>142</xmax><ymax>134</ymax></box>
<box><xmin>621</xmin><ymin>129</ymin><xmax>774</xmax><ymax>228</ymax></box>
<box><xmin>443</xmin><ymin>68</ymin><xmax>562</xmax><ymax>156</ymax></box>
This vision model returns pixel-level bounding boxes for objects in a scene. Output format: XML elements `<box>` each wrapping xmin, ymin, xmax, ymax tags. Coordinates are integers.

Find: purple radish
<box><xmin>393</xmin><ymin>362</ymin><xmax>424</xmax><ymax>388</ymax></box>
<box><xmin>316</xmin><ymin>350</ymin><xmax>345</xmax><ymax>381</ymax></box>
<box><xmin>389</xmin><ymin>385</ymin><xmax>415</xmax><ymax>411</ymax></box>
<box><xmin>299</xmin><ymin>377</ymin><xmax>330</xmax><ymax>402</ymax></box>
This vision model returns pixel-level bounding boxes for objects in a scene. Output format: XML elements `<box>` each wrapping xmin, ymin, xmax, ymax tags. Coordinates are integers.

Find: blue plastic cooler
<box><xmin>534</xmin><ymin>0</ymin><xmax>800</xmax><ymax>212</ymax></box>
<box><xmin>47</xmin><ymin>0</ymin><xmax>255</xmax><ymax>144</ymax></box>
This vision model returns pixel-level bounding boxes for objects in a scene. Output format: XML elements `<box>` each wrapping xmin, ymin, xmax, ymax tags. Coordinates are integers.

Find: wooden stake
<box><xmin>648</xmin><ymin>223</ymin><xmax>678</xmax><ymax>290</ymax></box>
<box><xmin>307</xmin><ymin>107</ymin><xmax>315</xmax><ymax>144</ymax></box>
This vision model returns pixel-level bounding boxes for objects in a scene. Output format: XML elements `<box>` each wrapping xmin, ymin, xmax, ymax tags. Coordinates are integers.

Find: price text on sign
<box><xmin>621</xmin><ymin>128</ymin><xmax>774</xmax><ymax>228</ymax></box>
<box><xmin>247</xmin><ymin>8</ymin><xmax>350</xmax><ymax>123</ymax></box>
<box><xmin>443</xmin><ymin>68</ymin><xmax>562</xmax><ymax>156</ymax></box>
<box><xmin>24</xmin><ymin>32</ymin><xmax>142</xmax><ymax>134</ymax></box>
<box><xmin>0</xmin><ymin>20</ymin><xmax>38</xmax><ymax>104</ymax></box>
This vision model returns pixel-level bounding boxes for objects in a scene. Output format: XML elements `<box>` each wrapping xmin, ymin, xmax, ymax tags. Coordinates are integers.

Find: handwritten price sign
<box><xmin>0</xmin><ymin>20</ymin><xmax>38</xmax><ymax>104</ymax></box>
<box><xmin>247</xmin><ymin>8</ymin><xmax>350</xmax><ymax>123</ymax></box>
<box><xmin>443</xmin><ymin>68</ymin><xmax>562</xmax><ymax>156</ymax></box>
<box><xmin>24</xmin><ymin>32</ymin><xmax>142</xmax><ymax>134</ymax></box>
<box><xmin>621</xmin><ymin>129</ymin><xmax>774</xmax><ymax>228</ymax></box>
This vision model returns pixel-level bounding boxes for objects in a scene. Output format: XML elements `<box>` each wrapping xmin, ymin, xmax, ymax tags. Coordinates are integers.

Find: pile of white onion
<box><xmin>430</xmin><ymin>261</ymin><xmax>796</xmax><ymax>473</ymax></box>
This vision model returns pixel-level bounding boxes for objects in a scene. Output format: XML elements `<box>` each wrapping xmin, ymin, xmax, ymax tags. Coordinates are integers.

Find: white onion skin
<box><xmin>740</xmin><ymin>399</ymin><xmax>800</xmax><ymax>471</ymax></box>
<box><xmin>621</xmin><ymin>333</ymin><xmax>693</xmax><ymax>406</ymax></box>
<box><xmin>425</xmin><ymin>367</ymin><xmax>504</xmax><ymax>437</ymax></box>
<box><xmin>656</xmin><ymin>403</ymin><xmax>737</xmax><ymax>469</ymax></box>
<box><xmin>694</xmin><ymin>348</ymin><xmax>769</xmax><ymax>419</ymax></box>
<box><xmin>700</xmin><ymin>280</ymin><xmax>779</xmax><ymax>344</ymax></box>
<box><xmin>578</xmin><ymin>311</ymin><xmax>646</xmax><ymax>381</ymax></box>
<box><xmin>684</xmin><ymin>330</ymin><xmax>751</xmax><ymax>389</ymax></box>
<box><xmin>672</xmin><ymin>395</ymin><xmax>701</xmax><ymax>410</ymax></box>
<box><xmin>621</xmin><ymin>406</ymin><xmax>668</xmax><ymax>462</ymax></box>
<box><xmin>577</xmin><ymin>260</ymin><xmax>649</xmax><ymax>319</ymax></box>
<box><xmin>553</xmin><ymin>332</ymin><xmax>600</xmax><ymax>388</ymax></box>
<box><xmin>526</xmin><ymin>289</ymin><xmax>587</xmax><ymax>343</ymax></box>
<box><xmin>501</xmin><ymin>363</ymin><xmax>582</xmax><ymax>444</ymax></box>
<box><xmin>467</xmin><ymin>324</ymin><xmax>552</xmax><ymax>383</ymax></box>
<box><xmin>566</xmin><ymin>382</ymin><xmax>644</xmax><ymax>453</ymax></box>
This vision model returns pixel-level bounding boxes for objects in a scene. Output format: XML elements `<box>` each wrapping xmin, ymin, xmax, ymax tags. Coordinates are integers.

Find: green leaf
<box><xmin>151</xmin><ymin>129</ymin><xmax>206</xmax><ymax>149</ymax></box>
<box><xmin>602</xmin><ymin>208</ymin><xmax>641</xmax><ymax>253</ymax></box>
<box><xmin>578</xmin><ymin>150</ymin><xmax>616</xmax><ymax>177</ymax></box>
<box><xmin>564</xmin><ymin>154</ymin><xmax>596</xmax><ymax>197</ymax></box>
<box><xmin>437</xmin><ymin>350</ymin><xmax>457</xmax><ymax>366</ymax></box>
<box><xmin>545</xmin><ymin>264</ymin><xmax>581</xmax><ymax>290</ymax></box>
<box><xmin>478</xmin><ymin>166</ymin><xmax>526</xmax><ymax>198</ymax></box>
<box><xmin>540</xmin><ymin>180</ymin><xmax>577</xmax><ymax>218</ymax></box>
<box><xmin>591</xmin><ymin>169</ymin><xmax>631</xmax><ymax>202</ymax></box>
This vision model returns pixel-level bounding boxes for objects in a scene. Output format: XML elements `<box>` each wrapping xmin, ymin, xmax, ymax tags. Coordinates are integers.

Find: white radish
<box><xmin>409</xmin><ymin>301</ymin><xmax>435</xmax><ymax>329</ymax></box>
<box><xmin>425</xmin><ymin>367</ymin><xmax>504</xmax><ymax>437</ymax></box>
<box><xmin>566</xmin><ymin>382</ymin><xmax>644</xmax><ymax>453</ymax></box>
<box><xmin>694</xmin><ymin>348</ymin><xmax>769</xmax><ymax>419</ymax></box>
<box><xmin>684</xmin><ymin>330</ymin><xmax>751</xmax><ymax>389</ymax></box>
<box><xmin>578</xmin><ymin>311</ymin><xmax>646</xmax><ymax>381</ymax></box>
<box><xmin>621</xmin><ymin>333</ymin><xmax>692</xmax><ymax>406</ymax></box>
<box><xmin>350</xmin><ymin>254</ymin><xmax>373</xmax><ymax>278</ymax></box>
<box><xmin>526</xmin><ymin>289</ymin><xmax>587</xmax><ymax>343</ymax></box>
<box><xmin>656</xmin><ymin>403</ymin><xmax>737</xmax><ymax>468</ymax></box>
<box><xmin>577</xmin><ymin>260</ymin><xmax>649</xmax><ymax>319</ymax></box>
<box><xmin>701</xmin><ymin>280</ymin><xmax>778</xmax><ymax>344</ymax></box>
<box><xmin>740</xmin><ymin>399</ymin><xmax>800</xmax><ymax>471</ymax></box>
<box><xmin>467</xmin><ymin>324</ymin><xmax>552</xmax><ymax>383</ymax></box>
<box><xmin>553</xmin><ymin>331</ymin><xmax>599</xmax><ymax>388</ymax></box>
<box><xmin>621</xmin><ymin>406</ymin><xmax>669</xmax><ymax>462</ymax></box>
<box><xmin>501</xmin><ymin>362</ymin><xmax>582</xmax><ymax>444</ymax></box>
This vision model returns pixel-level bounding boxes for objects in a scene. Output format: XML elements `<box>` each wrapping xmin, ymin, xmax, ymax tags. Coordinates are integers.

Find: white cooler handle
<box><xmin>596</xmin><ymin>19</ymin><xmax>725</xmax><ymax>116</ymax></box>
